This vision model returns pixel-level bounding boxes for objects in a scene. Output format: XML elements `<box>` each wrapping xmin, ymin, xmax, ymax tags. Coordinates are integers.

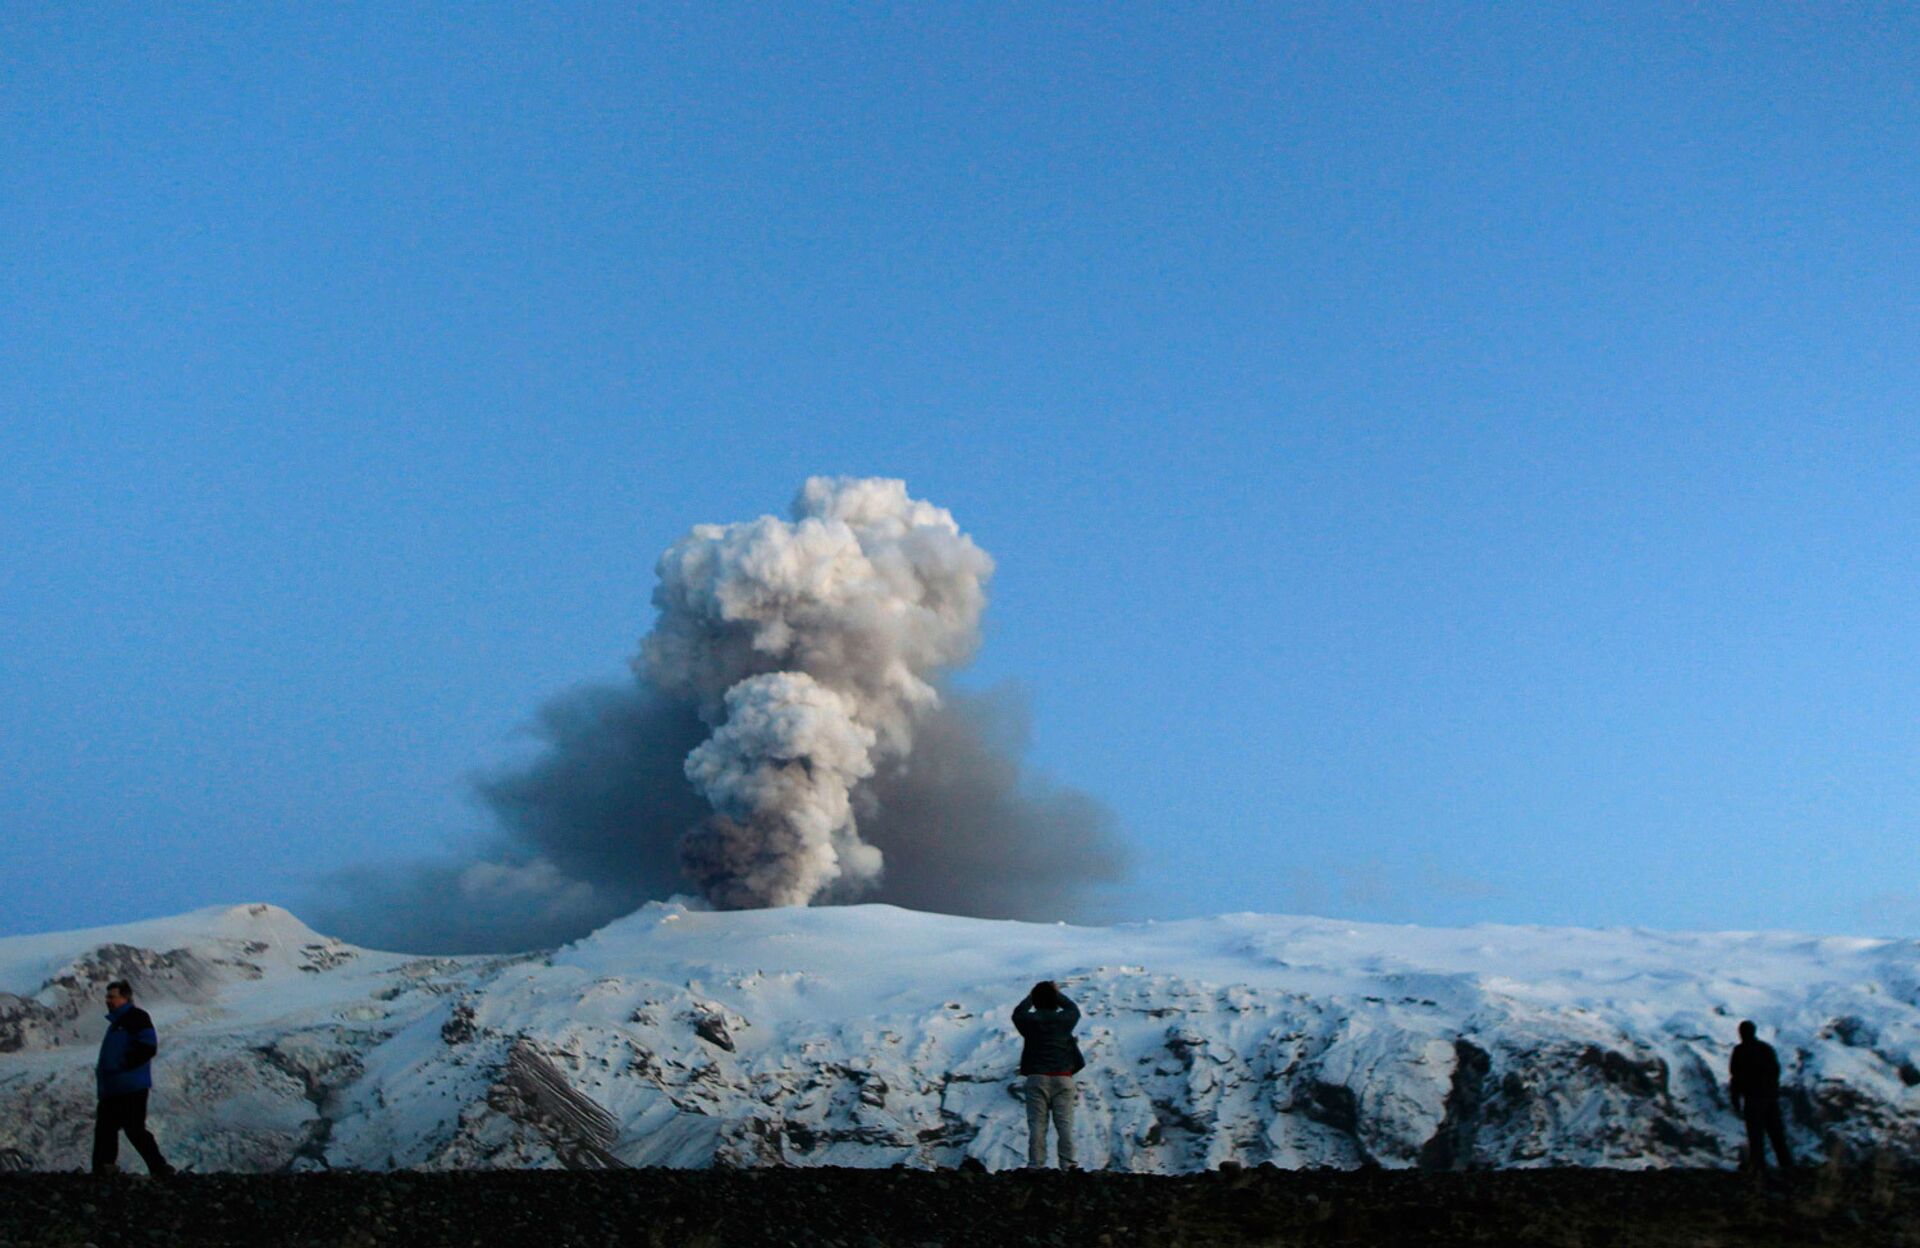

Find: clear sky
<box><xmin>4</xmin><ymin>5</ymin><xmax>1916</xmax><ymax>940</ymax></box>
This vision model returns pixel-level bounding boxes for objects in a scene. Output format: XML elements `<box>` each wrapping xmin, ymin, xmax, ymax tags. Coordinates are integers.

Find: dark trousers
<box><xmin>93</xmin><ymin>1091</ymin><xmax>171</xmax><ymax>1175</ymax></box>
<box><xmin>1742</xmin><ymin>1096</ymin><xmax>1792</xmax><ymax>1171</ymax></box>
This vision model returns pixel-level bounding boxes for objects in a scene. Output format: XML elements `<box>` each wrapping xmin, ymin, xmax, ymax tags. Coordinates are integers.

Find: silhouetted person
<box><xmin>1013</xmin><ymin>980</ymin><xmax>1084</xmax><ymax>1169</ymax></box>
<box><xmin>93</xmin><ymin>981</ymin><xmax>173</xmax><ymax>1176</ymax></box>
<box><xmin>1729</xmin><ymin>1019</ymin><xmax>1791</xmax><ymax>1174</ymax></box>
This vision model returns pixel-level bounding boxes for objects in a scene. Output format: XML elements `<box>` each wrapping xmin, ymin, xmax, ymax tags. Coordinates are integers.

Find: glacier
<box><xmin>2</xmin><ymin>901</ymin><xmax>1916</xmax><ymax>1173</ymax></box>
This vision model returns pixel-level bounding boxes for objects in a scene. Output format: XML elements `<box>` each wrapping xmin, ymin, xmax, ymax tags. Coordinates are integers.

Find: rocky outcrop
<box><xmin>0</xmin><ymin>943</ymin><xmax>240</xmax><ymax>1053</ymax></box>
<box><xmin>488</xmin><ymin>1041</ymin><xmax>624</xmax><ymax>1170</ymax></box>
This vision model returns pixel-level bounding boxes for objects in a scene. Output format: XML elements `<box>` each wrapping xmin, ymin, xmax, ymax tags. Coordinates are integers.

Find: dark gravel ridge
<box><xmin>3</xmin><ymin>1165</ymin><xmax>1916</xmax><ymax>1248</ymax></box>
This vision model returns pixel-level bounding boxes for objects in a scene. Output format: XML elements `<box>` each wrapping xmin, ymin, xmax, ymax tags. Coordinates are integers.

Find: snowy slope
<box><xmin>2</xmin><ymin>902</ymin><xmax>1916</xmax><ymax>1173</ymax></box>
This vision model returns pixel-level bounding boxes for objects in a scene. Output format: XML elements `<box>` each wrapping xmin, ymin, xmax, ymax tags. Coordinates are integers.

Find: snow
<box><xmin>2</xmin><ymin>901</ymin><xmax>1916</xmax><ymax>1173</ymax></box>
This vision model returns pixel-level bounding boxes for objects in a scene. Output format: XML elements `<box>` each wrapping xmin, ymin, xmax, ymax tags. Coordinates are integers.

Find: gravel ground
<box><xmin>2</xmin><ymin>1165</ymin><xmax>1915</xmax><ymax>1248</ymax></box>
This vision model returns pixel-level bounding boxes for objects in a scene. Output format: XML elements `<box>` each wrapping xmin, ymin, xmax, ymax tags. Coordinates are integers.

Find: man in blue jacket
<box><xmin>1012</xmin><ymin>980</ymin><xmax>1084</xmax><ymax>1169</ymax></box>
<box><xmin>93</xmin><ymin>981</ymin><xmax>174</xmax><ymax>1176</ymax></box>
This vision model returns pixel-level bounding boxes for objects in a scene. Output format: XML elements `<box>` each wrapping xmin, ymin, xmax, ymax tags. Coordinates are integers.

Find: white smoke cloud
<box><xmin>642</xmin><ymin>477</ymin><xmax>995</xmax><ymax>908</ymax></box>
<box><xmin>456</xmin><ymin>858</ymin><xmax>600</xmax><ymax>918</ymax></box>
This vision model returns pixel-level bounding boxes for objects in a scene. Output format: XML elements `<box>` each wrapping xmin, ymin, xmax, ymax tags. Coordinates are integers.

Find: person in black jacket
<box><xmin>1729</xmin><ymin>1020</ymin><xmax>1792</xmax><ymax>1173</ymax></box>
<box><xmin>1012</xmin><ymin>980</ymin><xmax>1084</xmax><ymax>1169</ymax></box>
<box><xmin>93</xmin><ymin>981</ymin><xmax>174</xmax><ymax>1176</ymax></box>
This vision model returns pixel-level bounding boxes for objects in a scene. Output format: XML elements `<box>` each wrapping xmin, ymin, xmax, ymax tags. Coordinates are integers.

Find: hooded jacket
<box><xmin>1013</xmin><ymin>994</ymin><xmax>1085</xmax><ymax>1076</ymax></box>
<box><xmin>97</xmin><ymin>1002</ymin><xmax>158</xmax><ymax>1097</ymax></box>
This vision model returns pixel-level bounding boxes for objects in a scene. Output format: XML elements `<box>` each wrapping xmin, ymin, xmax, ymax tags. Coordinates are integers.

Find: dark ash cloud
<box><xmin>317</xmin><ymin>680</ymin><xmax>1125</xmax><ymax>953</ymax></box>
<box><xmin>314</xmin><ymin>479</ymin><xmax>1127</xmax><ymax>953</ymax></box>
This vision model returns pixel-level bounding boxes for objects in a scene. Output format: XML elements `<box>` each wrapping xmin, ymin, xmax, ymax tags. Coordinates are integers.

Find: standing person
<box><xmin>1729</xmin><ymin>1020</ymin><xmax>1792</xmax><ymax>1174</ymax></box>
<box><xmin>1013</xmin><ymin>980</ymin><xmax>1084</xmax><ymax>1169</ymax></box>
<box><xmin>94</xmin><ymin>981</ymin><xmax>174</xmax><ymax>1177</ymax></box>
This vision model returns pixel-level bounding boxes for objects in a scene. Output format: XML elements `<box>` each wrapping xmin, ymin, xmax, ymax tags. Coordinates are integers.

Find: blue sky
<box><xmin>4</xmin><ymin>4</ymin><xmax>1916</xmax><ymax>939</ymax></box>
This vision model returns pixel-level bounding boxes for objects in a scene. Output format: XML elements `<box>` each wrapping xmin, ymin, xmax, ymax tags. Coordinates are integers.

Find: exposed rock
<box><xmin>441</xmin><ymin>1003</ymin><xmax>479</xmax><ymax>1045</ymax></box>
<box><xmin>485</xmin><ymin>1041</ymin><xmax>624</xmax><ymax>1170</ymax></box>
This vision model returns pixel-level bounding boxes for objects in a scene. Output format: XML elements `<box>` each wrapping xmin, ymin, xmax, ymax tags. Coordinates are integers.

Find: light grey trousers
<box><xmin>1024</xmin><ymin>1074</ymin><xmax>1076</xmax><ymax>1167</ymax></box>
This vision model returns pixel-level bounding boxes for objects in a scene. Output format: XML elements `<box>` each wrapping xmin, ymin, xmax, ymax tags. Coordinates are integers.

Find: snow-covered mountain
<box><xmin>3</xmin><ymin>902</ymin><xmax>1916</xmax><ymax>1173</ymax></box>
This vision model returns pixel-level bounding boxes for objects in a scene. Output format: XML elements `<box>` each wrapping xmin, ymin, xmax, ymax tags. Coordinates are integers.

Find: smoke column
<box><xmin>645</xmin><ymin>477</ymin><xmax>993</xmax><ymax>907</ymax></box>
<box><xmin>679</xmin><ymin>672</ymin><xmax>879</xmax><ymax>907</ymax></box>
<box><xmin>317</xmin><ymin>478</ymin><xmax>1125</xmax><ymax>951</ymax></box>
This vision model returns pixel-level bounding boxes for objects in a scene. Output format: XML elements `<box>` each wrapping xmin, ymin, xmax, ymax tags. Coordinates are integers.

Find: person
<box><xmin>1013</xmin><ymin>980</ymin><xmax>1084</xmax><ymax>1169</ymax></box>
<box><xmin>93</xmin><ymin>981</ymin><xmax>174</xmax><ymax>1176</ymax></box>
<box><xmin>1729</xmin><ymin>1019</ymin><xmax>1792</xmax><ymax>1174</ymax></box>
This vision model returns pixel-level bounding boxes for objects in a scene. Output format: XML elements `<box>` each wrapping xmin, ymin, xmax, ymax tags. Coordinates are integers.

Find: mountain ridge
<box><xmin>3</xmin><ymin>901</ymin><xmax>1916</xmax><ymax>1173</ymax></box>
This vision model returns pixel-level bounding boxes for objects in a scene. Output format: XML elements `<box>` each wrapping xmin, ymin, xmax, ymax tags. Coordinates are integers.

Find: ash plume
<box><xmin>679</xmin><ymin>672</ymin><xmax>880</xmax><ymax>908</ymax></box>
<box><xmin>318</xmin><ymin>478</ymin><xmax>1125</xmax><ymax>952</ymax></box>
<box><xmin>645</xmin><ymin>477</ymin><xmax>994</xmax><ymax>907</ymax></box>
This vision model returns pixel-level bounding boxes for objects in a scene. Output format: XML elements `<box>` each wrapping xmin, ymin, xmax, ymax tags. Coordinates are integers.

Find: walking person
<box><xmin>1013</xmin><ymin>980</ymin><xmax>1084</xmax><ymax>1169</ymax></box>
<box><xmin>93</xmin><ymin>981</ymin><xmax>174</xmax><ymax>1176</ymax></box>
<box><xmin>1729</xmin><ymin>1020</ymin><xmax>1792</xmax><ymax>1175</ymax></box>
